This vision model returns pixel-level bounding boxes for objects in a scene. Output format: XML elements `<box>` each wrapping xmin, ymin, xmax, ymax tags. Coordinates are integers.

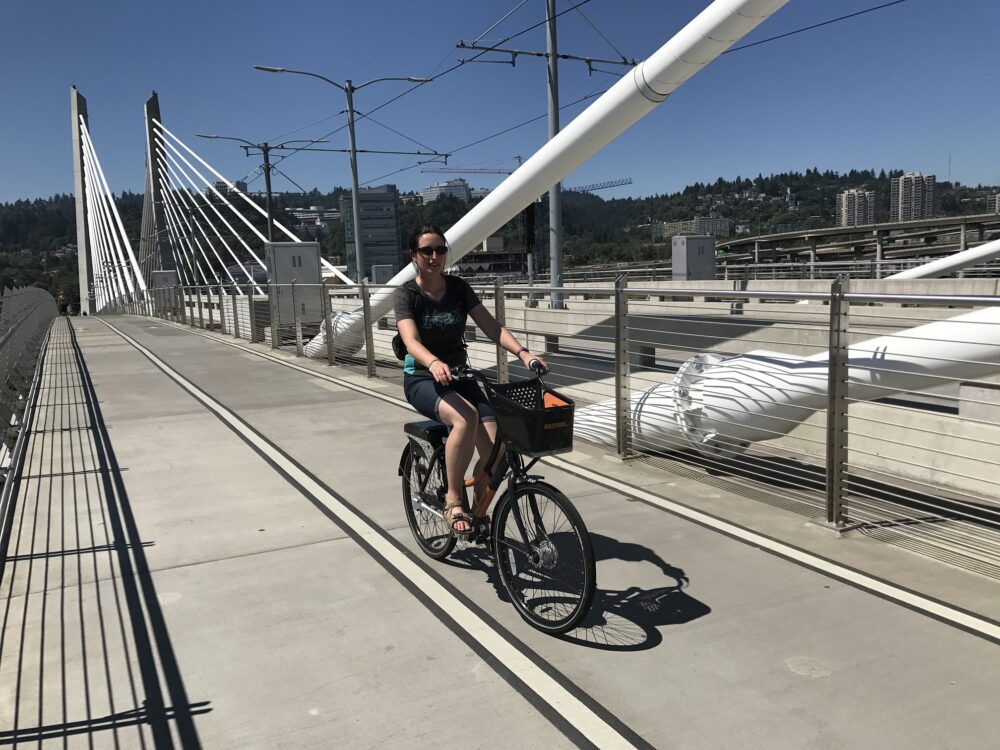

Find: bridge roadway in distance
<box><xmin>1</xmin><ymin>316</ymin><xmax>998</xmax><ymax>748</ymax></box>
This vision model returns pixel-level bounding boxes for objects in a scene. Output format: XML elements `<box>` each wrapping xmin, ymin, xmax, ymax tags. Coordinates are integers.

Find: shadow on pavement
<box><xmin>444</xmin><ymin>532</ymin><xmax>710</xmax><ymax>651</ymax></box>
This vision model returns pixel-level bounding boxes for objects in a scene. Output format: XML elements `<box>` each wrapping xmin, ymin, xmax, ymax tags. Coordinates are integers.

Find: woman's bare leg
<box><xmin>436</xmin><ymin>393</ymin><xmax>478</xmax><ymax>533</ymax></box>
<box><xmin>472</xmin><ymin>420</ymin><xmax>500</xmax><ymax>515</ymax></box>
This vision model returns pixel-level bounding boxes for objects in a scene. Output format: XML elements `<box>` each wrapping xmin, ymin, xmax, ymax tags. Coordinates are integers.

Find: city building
<box><xmin>992</xmin><ymin>193</ymin><xmax>1000</xmax><ymax>214</ymax></box>
<box><xmin>453</xmin><ymin>235</ymin><xmax>528</xmax><ymax>276</ymax></box>
<box><xmin>340</xmin><ymin>185</ymin><xmax>402</xmax><ymax>281</ymax></box>
<box><xmin>890</xmin><ymin>172</ymin><xmax>935</xmax><ymax>222</ymax></box>
<box><xmin>652</xmin><ymin>216</ymin><xmax>731</xmax><ymax>242</ymax></box>
<box><xmin>422</xmin><ymin>178</ymin><xmax>471</xmax><ymax>203</ymax></box>
<box><xmin>285</xmin><ymin>206</ymin><xmax>340</xmax><ymax>237</ymax></box>
<box><xmin>836</xmin><ymin>188</ymin><xmax>877</xmax><ymax>227</ymax></box>
<box><xmin>470</xmin><ymin>187</ymin><xmax>492</xmax><ymax>201</ymax></box>
<box><xmin>209</xmin><ymin>179</ymin><xmax>248</xmax><ymax>196</ymax></box>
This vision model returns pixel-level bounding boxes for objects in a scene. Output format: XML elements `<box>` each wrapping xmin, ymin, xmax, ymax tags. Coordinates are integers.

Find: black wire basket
<box><xmin>485</xmin><ymin>378</ymin><xmax>575</xmax><ymax>457</ymax></box>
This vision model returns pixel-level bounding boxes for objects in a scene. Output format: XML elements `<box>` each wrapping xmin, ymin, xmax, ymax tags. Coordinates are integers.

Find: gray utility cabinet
<box><xmin>672</xmin><ymin>235</ymin><xmax>716</xmax><ymax>280</ymax></box>
<box><xmin>151</xmin><ymin>270</ymin><xmax>179</xmax><ymax>288</ymax></box>
<box><xmin>265</xmin><ymin>242</ymin><xmax>323</xmax><ymax>330</ymax></box>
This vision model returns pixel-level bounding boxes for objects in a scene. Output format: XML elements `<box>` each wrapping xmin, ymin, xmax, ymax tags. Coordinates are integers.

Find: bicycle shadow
<box><xmin>445</xmin><ymin>533</ymin><xmax>710</xmax><ymax>651</ymax></box>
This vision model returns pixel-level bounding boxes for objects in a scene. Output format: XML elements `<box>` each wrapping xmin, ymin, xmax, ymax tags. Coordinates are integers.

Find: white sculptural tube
<box><xmin>304</xmin><ymin>0</ymin><xmax>791</xmax><ymax>358</ymax></box>
<box><xmin>887</xmin><ymin>237</ymin><xmax>1000</xmax><ymax>280</ymax></box>
<box><xmin>576</xmin><ymin>305</ymin><xmax>1000</xmax><ymax>455</ymax></box>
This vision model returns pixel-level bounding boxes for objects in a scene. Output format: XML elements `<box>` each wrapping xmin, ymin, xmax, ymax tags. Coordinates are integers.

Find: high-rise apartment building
<box><xmin>890</xmin><ymin>172</ymin><xmax>935</xmax><ymax>222</ymax></box>
<box><xmin>340</xmin><ymin>184</ymin><xmax>402</xmax><ymax>281</ymax></box>
<box><xmin>835</xmin><ymin>189</ymin><xmax>876</xmax><ymax>227</ymax></box>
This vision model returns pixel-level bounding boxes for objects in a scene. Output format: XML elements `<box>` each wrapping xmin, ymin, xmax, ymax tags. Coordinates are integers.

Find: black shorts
<box><xmin>403</xmin><ymin>374</ymin><xmax>495</xmax><ymax>424</ymax></box>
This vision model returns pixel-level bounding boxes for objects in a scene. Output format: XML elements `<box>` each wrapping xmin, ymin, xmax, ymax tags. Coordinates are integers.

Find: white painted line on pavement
<box><xmin>98</xmin><ymin>318</ymin><xmax>640</xmax><ymax>750</ymax></box>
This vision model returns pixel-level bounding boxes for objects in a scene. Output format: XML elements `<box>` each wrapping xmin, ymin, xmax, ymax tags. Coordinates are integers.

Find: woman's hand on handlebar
<box><xmin>517</xmin><ymin>349</ymin><xmax>548</xmax><ymax>375</ymax></box>
<box><xmin>428</xmin><ymin>359</ymin><xmax>452</xmax><ymax>384</ymax></box>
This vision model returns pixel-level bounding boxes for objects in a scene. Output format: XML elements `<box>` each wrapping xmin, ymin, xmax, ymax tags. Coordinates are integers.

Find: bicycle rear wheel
<box><xmin>401</xmin><ymin>445</ymin><xmax>456</xmax><ymax>560</ymax></box>
<box><xmin>492</xmin><ymin>481</ymin><xmax>596</xmax><ymax>634</ymax></box>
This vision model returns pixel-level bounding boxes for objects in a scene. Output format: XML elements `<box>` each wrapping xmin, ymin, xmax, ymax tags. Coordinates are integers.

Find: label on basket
<box><xmin>544</xmin><ymin>421</ymin><xmax>569</xmax><ymax>429</ymax></box>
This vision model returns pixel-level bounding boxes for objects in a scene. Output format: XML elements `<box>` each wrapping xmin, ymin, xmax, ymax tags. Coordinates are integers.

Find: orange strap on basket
<box><xmin>543</xmin><ymin>391</ymin><xmax>569</xmax><ymax>409</ymax></box>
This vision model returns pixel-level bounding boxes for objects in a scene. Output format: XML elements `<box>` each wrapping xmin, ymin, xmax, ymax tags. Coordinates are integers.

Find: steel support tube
<box><xmin>303</xmin><ymin>0</ymin><xmax>790</xmax><ymax>358</ymax></box>
<box><xmin>887</xmin><ymin>237</ymin><xmax>1000</xmax><ymax>280</ymax></box>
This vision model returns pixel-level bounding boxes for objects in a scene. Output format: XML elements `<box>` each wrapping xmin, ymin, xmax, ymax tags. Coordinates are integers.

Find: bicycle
<box><xmin>398</xmin><ymin>362</ymin><xmax>596</xmax><ymax>634</ymax></box>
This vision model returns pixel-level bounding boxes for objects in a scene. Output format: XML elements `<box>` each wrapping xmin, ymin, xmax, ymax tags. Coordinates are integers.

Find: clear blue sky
<box><xmin>2</xmin><ymin>0</ymin><xmax>998</xmax><ymax>204</ymax></box>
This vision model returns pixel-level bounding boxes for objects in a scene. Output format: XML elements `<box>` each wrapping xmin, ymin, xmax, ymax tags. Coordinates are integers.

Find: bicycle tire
<box><xmin>401</xmin><ymin>445</ymin><xmax>456</xmax><ymax>560</ymax></box>
<box><xmin>492</xmin><ymin>481</ymin><xmax>596</xmax><ymax>634</ymax></box>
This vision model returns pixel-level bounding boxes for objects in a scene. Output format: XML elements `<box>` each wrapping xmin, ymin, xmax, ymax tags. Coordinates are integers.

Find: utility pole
<box><xmin>344</xmin><ymin>82</ymin><xmax>364</xmax><ymax>280</ymax></box>
<box><xmin>260</xmin><ymin>143</ymin><xmax>274</xmax><ymax>241</ymax></box>
<box><xmin>456</xmin><ymin>3</ymin><xmax>637</xmax><ymax>307</ymax></box>
<box><xmin>546</xmin><ymin>0</ymin><xmax>564</xmax><ymax>309</ymax></box>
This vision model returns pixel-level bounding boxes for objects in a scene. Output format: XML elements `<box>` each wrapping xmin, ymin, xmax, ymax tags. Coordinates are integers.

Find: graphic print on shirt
<box><xmin>422</xmin><ymin>310</ymin><xmax>463</xmax><ymax>329</ymax></box>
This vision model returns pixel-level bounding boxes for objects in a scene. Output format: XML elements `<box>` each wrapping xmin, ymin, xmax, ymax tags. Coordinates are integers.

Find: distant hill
<box><xmin>3</xmin><ymin>169</ymin><xmax>995</xmax><ymax>303</ymax></box>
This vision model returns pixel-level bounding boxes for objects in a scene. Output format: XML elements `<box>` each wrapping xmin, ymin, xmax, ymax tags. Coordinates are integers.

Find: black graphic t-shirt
<box><xmin>393</xmin><ymin>275</ymin><xmax>482</xmax><ymax>374</ymax></box>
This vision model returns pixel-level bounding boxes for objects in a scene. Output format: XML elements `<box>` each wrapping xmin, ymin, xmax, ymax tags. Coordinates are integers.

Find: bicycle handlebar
<box><xmin>450</xmin><ymin>360</ymin><xmax>548</xmax><ymax>382</ymax></box>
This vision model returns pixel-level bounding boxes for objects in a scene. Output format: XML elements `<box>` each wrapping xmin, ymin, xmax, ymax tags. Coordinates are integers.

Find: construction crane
<box><xmin>422</xmin><ymin>165</ymin><xmax>631</xmax><ymax>194</ymax></box>
<box><xmin>565</xmin><ymin>177</ymin><xmax>633</xmax><ymax>193</ymax></box>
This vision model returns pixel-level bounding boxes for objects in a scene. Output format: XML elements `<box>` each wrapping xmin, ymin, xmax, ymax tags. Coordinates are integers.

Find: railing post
<box><xmin>196</xmin><ymin>286</ymin><xmax>204</xmax><ymax>329</ymax></box>
<box><xmin>269</xmin><ymin>283</ymin><xmax>280</xmax><ymax>349</ymax></box>
<box><xmin>322</xmin><ymin>282</ymin><xmax>336</xmax><ymax>366</ymax></box>
<box><xmin>176</xmin><ymin>286</ymin><xmax>184</xmax><ymax>324</ymax></box>
<box><xmin>494</xmin><ymin>277</ymin><xmax>509</xmax><ymax>384</ymax></box>
<box><xmin>614</xmin><ymin>274</ymin><xmax>634</xmax><ymax>458</ymax></box>
<box><xmin>291</xmin><ymin>279</ymin><xmax>304</xmax><ymax>356</ymax></box>
<box><xmin>248</xmin><ymin>292</ymin><xmax>259</xmax><ymax>343</ymax></box>
<box><xmin>231</xmin><ymin>287</ymin><xmax>240</xmax><ymax>339</ymax></box>
<box><xmin>361</xmin><ymin>280</ymin><xmax>376</xmax><ymax>377</ymax></box>
<box><xmin>825</xmin><ymin>276</ymin><xmax>850</xmax><ymax>527</ymax></box>
<box><xmin>207</xmin><ymin>286</ymin><xmax>215</xmax><ymax>331</ymax></box>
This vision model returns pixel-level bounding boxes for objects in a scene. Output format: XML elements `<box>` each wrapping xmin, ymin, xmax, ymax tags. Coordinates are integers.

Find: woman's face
<box><xmin>413</xmin><ymin>232</ymin><xmax>447</xmax><ymax>274</ymax></box>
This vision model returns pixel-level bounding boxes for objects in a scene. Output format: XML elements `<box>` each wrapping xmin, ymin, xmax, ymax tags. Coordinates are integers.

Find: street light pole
<box><xmin>343</xmin><ymin>82</ymin><xmax>365</xmax><ymax>280</ymax></box>
<box><xmin>253</xmin><ymin>66</ymin><xmax>431</xmax><ymax>282</ymax></box>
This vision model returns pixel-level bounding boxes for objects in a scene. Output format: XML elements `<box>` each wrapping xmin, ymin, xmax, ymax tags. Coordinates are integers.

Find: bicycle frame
<box><xmin>406</xmin><ymin>364</ymin><xmax>554</xmax><ymax>547</ymax></box>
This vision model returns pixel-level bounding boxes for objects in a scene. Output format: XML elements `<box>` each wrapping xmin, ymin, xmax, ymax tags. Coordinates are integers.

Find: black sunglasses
<box><xmin>416</xmin><ymin>245</ymin><xmax>448</xmax><ymax>257</ymax></box>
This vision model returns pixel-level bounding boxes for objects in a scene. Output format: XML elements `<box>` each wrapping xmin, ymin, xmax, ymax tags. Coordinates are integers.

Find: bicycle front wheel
<box><xmin>493</xmin><ymin>481</ymin><xmax>596</xmax><ymax>634</ymax></box>
<box><xmin>401</xmin><ymin>445</ymin><xmax>456</xmax><ymax>560</ymax></box>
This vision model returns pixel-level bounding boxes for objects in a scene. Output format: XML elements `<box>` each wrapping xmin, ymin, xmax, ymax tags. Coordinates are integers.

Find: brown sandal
<box><xmin>443</xmin><ymin>501</ymin><xmax>474</xmax><ymax>538</ymax></box>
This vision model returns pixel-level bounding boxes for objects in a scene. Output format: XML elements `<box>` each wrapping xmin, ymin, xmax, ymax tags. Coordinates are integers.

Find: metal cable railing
<box><xmin>0</xmin><ymin>288</ymin><xmax>59</xmax><ymax>568</ymax></box>
<box><xmin>130</xmin><ymin>277</ymin><xmax>1000</xmax><ymax>578</ymax></box>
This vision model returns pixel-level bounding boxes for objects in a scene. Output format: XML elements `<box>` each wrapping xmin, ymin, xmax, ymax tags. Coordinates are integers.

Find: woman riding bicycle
<box><xmin>394</xmin><ymin>224</ymin><xmax>546</xmax><ymax>538</ymax></box>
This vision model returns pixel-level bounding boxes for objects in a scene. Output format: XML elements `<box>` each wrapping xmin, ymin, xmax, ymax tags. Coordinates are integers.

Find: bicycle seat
<box><xmin>404</xmin><ymin>419</ymin><xmax>448</xmax><ymax>449</ymax></box>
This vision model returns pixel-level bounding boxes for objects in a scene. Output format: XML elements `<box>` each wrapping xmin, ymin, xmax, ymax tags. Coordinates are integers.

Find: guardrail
<box><xmin>133</xmin><ymin>279</ymin><xmax>1000</xmax><ymax>577</ymax></box>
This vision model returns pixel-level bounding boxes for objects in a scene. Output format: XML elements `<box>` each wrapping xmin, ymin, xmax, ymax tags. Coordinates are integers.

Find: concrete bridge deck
<box><xmin>1</xmin><ymin>316</ymin><xmax>997</xmax><ymax>748</ymax></box>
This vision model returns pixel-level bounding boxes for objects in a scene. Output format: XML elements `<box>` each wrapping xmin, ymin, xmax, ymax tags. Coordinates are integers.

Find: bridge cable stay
<box><xmin>80</xmin><ymin>133</ymin><xmax>131</xmax><ymax>309</ymax></box>
<box><xmin>148</xmin><ymin>170</ymin><xmax>193</xmax><ymax>288</ymax></box>
<box><xmin>154</xmin><ymin>163</ymin><xmax>207</xmax><ymax>285</ymax></box>
<box><xmin>152</xmin><ymin>120</ymin><xmax>344</xmax><ymax>279</ymax></box>
<box><xmin>156</xmin><ymin>172</ymin><xmax>210</xmax><ymax>285</ymax></box>
<box><xmin>155</xmin><ymin>156</ymin><xmax>243</xmax><ymax>291</ymax></box>
<box><xmin>80</xmin><ymin>127</ymin><xmax>131</xmax><ymax>305</ymax></box>
<box><xmin>79</xmin><ymin>120</ymin><xmax>147</xmax><ymax>297</ymax></box>
<box><xmin>155</xmin><ymin>140</ymin><xmax>268</xmax><ymax>294</ymax></box>
<box><xmin>155</xmin><ymin>126</ymin><xmax>300</xmax><ymax>286</ymax></box>
<box><xmin>80</xmin><ymin>126</ymin><xmax>135</xmax><ymax>299</ymax></box>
